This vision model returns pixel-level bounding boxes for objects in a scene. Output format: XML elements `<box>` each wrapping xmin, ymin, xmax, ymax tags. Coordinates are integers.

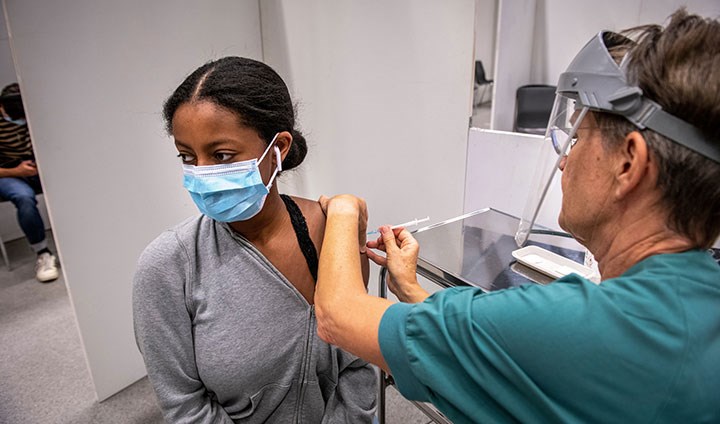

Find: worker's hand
<box><xmin>367</xmin><ymin>226</ymin><xmax>429</xmax><ymax>303</ymax></box>
<box><xmin>12</xmin><ymin>160</ymin><xmax>38</xmax><ymax>177</ymax></box>
<box><xmin>318</xmin><ymin>194</ymin><xmax>368</xmax><ymax>253</ymax></box>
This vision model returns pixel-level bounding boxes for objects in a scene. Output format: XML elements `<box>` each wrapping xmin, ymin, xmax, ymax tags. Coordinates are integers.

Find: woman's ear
<box><xmin>274</xmin><ymin>131</ymin><xmax>293</xmax><ymax>165</ymax></box>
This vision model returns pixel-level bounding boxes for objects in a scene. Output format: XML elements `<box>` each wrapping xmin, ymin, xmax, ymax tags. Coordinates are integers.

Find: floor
<box><xmin>0</xmin><ymin>232</ymin><xmax>435</xmax><ymax>424</ymax></box>
<box><xmin>471</xmin><ymin>102</ymin><xmax>492</xmax><ymax>129</ymax></box>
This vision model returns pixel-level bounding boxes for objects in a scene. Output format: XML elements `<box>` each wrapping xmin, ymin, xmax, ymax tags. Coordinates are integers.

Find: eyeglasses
<box><xmin>549</xmin><ymin>127</ymin><xmax>578</xmax><ymax>155</ymax></box>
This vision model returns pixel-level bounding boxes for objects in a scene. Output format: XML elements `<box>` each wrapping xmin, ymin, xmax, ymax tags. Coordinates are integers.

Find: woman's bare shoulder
<box><xmin>289</xmin><ymin>196</ymin><xmax>326</xmax><ymax>222</ymax></box>
<box><xmin>289</xmin><ymin>196</ymin><xmax>326</xmax><ymax>246</ymax></box>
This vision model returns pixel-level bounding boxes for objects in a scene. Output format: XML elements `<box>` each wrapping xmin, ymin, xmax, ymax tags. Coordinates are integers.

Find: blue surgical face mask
<box><xmin>2</xmin><ymin>111</ymin><xmax>26</xmax><ymax>126</ymax></box>
<box><xmin>182</xmin><ymin>133</ymin><xmax>282</xmax><ymax>222</ymax></box>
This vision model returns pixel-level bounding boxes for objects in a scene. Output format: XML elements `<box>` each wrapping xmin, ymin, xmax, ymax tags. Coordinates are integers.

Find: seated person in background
<box><xmin>133</xmin><ymin>57</ymin><xmax>377</xmax><ymax>423</ymax></box>
<box><xmin>0</xmin><ymin>83</ymin><xmax>58</xmax><ymax>282</ymax></box>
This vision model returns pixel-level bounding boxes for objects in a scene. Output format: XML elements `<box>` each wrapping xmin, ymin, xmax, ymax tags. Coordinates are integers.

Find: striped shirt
<box><xmin>0</xmin><ymin>119</ymin><xmax>33</xmax><ymax>168</ymax></box>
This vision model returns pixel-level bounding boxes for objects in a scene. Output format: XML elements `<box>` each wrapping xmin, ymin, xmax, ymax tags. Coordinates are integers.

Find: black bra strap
<box><xmin>280</xmin><ymin>194</ymin><xmax>319</xmax><ymax>281</ymax></box>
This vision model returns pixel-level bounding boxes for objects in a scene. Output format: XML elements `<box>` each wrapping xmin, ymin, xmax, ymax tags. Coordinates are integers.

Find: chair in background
<box><xmin>513</xmin><ymin>84</ymin><xmax>557</xmax><ymax>135</ymax></box>
<box><xmin>474</xmin><ymin>60</ymin><xmax>494</xmax><ymax>106</ymax></box>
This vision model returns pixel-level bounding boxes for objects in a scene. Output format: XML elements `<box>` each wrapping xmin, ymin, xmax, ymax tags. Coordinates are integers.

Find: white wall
<box><xmin>262</xmin><ymin>1</ymin><xmax>476</xmax><ymax>245</ymax></box>
<box><xmin>530</xmin><ymin>0</ymin><xmax>720</xmax><ymax>86</ymax></box>
<box><xmin>4</xmin><ymin>0</ymin><xmax>262</xmax><ymax>400</ymax></box>
<box><xmin>0</xmin><ymin>14</ymin><xmax>15</xmax><ymax>86</ymax></box>
<box><xmin>474</xmin><ymin>0</ymin><xmax>497</xmax><ymax>80</ymax></box>
<box><xmin>490</xmin><ymin>0</ymin><xmax>536</xmax><ymax>131</ymax></box>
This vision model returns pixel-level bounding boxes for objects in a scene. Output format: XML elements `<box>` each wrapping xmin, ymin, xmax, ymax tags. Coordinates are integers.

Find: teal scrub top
<box><xmin>379</xmin><ymin>250</ymin><xmax>720</xmax><ymax>423</ymax></box>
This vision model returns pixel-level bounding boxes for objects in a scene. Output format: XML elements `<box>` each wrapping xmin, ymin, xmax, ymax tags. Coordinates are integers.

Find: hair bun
<box><xmin>283</xmin><ymin>129</ymin><xmax>307</xmax><ymax>171</ymax></box>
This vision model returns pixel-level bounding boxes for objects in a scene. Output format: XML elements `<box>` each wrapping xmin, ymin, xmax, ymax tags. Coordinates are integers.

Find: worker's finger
<box><xmin>379</xmin><ymin>226</ymin><xmax>400</xmax><ymax>255</ymax></box>
<box><xmin>317</xmin><ymin>195</ymin><xmax>330</xmax><ymax>216</ymax></box>
<box><xmin>366</xmin><ymin>234</ymin><xmax>386</xmax><ymax>251</ymax></box>
<box><xmin>395</xmin><ymin>227</ymin><xmax>418</xmax><ymax>249</ymax></box>
<box><xmin>366</xmin><ymin>248</ymin><xmax>387</xmax><ymax>267</ymax></box>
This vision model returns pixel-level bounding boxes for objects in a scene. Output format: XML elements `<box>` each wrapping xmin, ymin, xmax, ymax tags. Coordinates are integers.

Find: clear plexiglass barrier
<box><xmin>412</xmin><ymin>208</ymin><xmax>587</xmax><ymax>291</ymax></box>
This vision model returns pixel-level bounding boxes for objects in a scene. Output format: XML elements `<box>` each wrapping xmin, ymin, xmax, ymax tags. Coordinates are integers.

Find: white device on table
<box><xmin>512</xmin><ymin>245</ymin><xmax>600</xmax><ymax>284</ymax></box>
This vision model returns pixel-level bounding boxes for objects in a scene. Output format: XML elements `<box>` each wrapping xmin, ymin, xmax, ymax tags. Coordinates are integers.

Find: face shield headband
<box><xmin>559</xmin><ymin>31</ymin><xmax>718</xmax><ymax>162</ymax></box>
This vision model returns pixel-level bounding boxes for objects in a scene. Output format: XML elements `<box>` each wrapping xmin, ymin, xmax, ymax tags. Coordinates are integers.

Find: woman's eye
<box><xmin>570</xmin><ymin>137</ymin><xmax>579</xmax><ymax>147</ymax></box>
<box><xmin>214</xmin><ymin>152</ymin><xmax>235</xmax><ymax>162</ymax></box>
<box><xmin>177</xmin><ymin>153</ymin><xmax>195</xmax><ymax>164</ymax></box>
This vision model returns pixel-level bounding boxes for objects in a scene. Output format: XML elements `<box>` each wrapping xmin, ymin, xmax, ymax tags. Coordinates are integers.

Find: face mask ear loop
<box><xmin>266</xmin><ymin>146</ymin><xmax>283</xmax><ymax>190</ymax></box>
<box><xmin>258</xmin><ymin>132</ymin><xmax>280</xmax><ymax>164</ymax></box>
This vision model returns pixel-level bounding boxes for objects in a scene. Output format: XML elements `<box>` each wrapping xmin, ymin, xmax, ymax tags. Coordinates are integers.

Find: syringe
<box><xmin>366</xmin><ymin>216</ymin><xmax>430</xmax><ymax>236</ymax></box>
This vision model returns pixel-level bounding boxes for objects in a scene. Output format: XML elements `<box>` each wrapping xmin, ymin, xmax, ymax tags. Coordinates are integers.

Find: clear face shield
<box><xmin>548</xmin><ymin>96</ymin><xmax>590</xmax><ymax>157</ymax></box>
<box><xmin>514</xmin><ymin>94</ymin><xmax>589</xmax><ymax>246</ymax></box>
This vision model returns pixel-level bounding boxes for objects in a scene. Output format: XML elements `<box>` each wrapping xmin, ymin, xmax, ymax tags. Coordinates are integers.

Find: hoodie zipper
<box><xmin>223</xmin><ymin>225</ymin><xmax>318</xmax><ymax>423</ymax></box>
<box><xmin>294</xmin><ymin>305</ymin><xmax>315</xmax><ymax>424</ymax></box>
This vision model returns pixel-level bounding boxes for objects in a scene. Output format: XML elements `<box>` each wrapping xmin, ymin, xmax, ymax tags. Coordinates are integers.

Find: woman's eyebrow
<box><xmin>202</xmin><ymin>140</ymin><xmax>237</xmax><ymax>150</ymax></box>
<box><xmin>173</xmin><ymin>139</ymin><xmax>191</xmax><ymax>149</ymax></box>
<box><xmin>174</xmin><ymin>139</ymin><xmax>236</xmax><ymax>150</ymax></box>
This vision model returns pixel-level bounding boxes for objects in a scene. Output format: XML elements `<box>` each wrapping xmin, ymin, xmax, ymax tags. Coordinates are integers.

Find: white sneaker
<box><xmin>36</xmin><ymin>252</ymin><xmax>59</xmax><ymax>282</ymax></box>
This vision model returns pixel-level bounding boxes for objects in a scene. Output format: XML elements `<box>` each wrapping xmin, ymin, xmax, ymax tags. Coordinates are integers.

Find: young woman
<box><xmin>133</xmin><ymin>57</ymin><xmax>376</xmax><ymax>423</ymax></box>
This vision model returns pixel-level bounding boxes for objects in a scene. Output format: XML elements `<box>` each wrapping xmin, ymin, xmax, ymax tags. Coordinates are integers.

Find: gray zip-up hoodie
<box><xmin>133</xmin><ymin>215</ymin><xmax>377</xmax><ymax>423</ymax></box>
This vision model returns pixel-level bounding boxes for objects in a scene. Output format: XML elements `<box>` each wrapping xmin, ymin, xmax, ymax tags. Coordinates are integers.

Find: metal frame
<box><xmin>0</xmin><ymin>232</ymin><xmax>10</xmax><ymax>270</ymax></box>
<box><xmin>0</xmin><ymin>200</ymin><xmax>12</xmax><ymax>270</ymax></box>
<box><xmin>377</xmin><ymin>267</ymin><xmax>453</xmax><ymax>424</ymax></box>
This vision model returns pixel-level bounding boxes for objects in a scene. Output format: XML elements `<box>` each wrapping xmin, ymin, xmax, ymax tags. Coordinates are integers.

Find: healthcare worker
<box><xmin>314</xmin><ymin>9</ymin><xmax>720</xmax><ymax>423</ymax></box>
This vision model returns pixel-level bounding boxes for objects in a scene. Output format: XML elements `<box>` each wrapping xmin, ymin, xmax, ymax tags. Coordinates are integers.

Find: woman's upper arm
<box><xmin>361</xmin><ymin>253</ymin><xmax>370</xmax><ymax>288</ymax></box>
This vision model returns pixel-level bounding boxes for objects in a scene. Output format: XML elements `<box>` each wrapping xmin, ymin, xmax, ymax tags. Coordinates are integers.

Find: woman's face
<box><xmin>172</xmin><ymin>100</ymin><xmax>268</xmax><ymax>167</ymax></box>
